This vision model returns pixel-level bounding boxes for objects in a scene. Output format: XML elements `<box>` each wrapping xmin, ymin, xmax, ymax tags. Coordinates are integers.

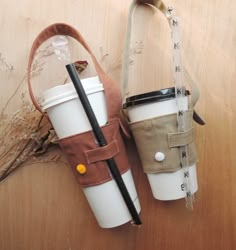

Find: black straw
<box><xmin>66</xmin><ymin>63</ymin><xmax>141</xmax><ymax>225</ymax></box>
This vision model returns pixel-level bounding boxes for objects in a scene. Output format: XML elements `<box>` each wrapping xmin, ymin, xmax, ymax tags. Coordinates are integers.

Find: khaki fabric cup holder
<box><xmin>129</xmin><ymin>110</ymin><xmax>197</xmax><ymax>174</ymax></box>
<box><xmin>121</xmin><ymin>0</ymin><xmax>204</xmax><ymax>176</ymax></box>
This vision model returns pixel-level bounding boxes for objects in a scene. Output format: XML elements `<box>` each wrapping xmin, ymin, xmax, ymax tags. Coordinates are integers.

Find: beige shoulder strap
<box><xmin>121</xmin><ymin>0</ymin><xmax>199</xmax><ymax>109</ymax></box>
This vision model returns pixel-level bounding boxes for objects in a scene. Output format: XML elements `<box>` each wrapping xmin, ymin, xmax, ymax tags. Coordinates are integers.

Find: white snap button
<box><xmin>155</xmin><ymin>152</ymin><xmax>165</xmax><ymax>162</ymax></box>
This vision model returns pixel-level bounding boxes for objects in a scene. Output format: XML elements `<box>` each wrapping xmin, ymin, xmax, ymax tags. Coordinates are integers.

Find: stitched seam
<box><xmin>168</xmin><ymin>128</ymin><xmax>194</xmax><ymax>148</ymax></box>
<box><xmin>85</xmin><ymin>140</ymin><xmax>119</xmax><ymax>164</ymax></box>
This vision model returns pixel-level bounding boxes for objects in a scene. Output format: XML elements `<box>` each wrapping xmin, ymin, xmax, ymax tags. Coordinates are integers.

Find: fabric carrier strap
<box><xmin>27</xmin><ymin>24</ymin><xmax>142</xmax><ymax>226</ymax></box>
<box><xmin>122</xmin><ymin>0</ymin><xmax>205</xmax><ymax>208</ymax></box>
<box><xmin>26</xmin><ymin>23</ymin><xmax>132</xmax><ymax>187</ymax></box>
<box><xmin>168</xmin><ymin>128</ymin><xmax>194</xmax><ymax>148</ymax></box>
<box><xmin>27</xmin><ymin>23</ymin><xmax>121</xmax><ymax>121</ymax></box>
<box><xmin>85</xmin><ymin>140</ymin><xmax>119</xmax><ymax>164</ymax></box>
<box><xmin>121</xmin><ymin>0</ymin><xmax>199</xmax><ymax>109</ymax></box>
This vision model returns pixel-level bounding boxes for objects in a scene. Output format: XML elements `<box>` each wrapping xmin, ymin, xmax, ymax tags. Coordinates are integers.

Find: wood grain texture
<box><xmin>0</xmin><ymin>0</ymin><xmax>235</xmax><ymax>250</ymax></box>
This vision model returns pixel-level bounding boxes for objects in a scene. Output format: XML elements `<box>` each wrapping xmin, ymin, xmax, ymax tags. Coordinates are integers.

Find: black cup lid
<box><xmin>123</xmin><ymin>87</ymin><xmax>190</xmax><ymax>109</ymax></box>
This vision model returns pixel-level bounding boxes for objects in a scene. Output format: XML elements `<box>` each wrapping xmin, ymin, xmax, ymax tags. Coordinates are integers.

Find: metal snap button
<box><xmin>154</xmin><ymin>152</ymin><xmax>165</xmax><ymax>162</ymax></box>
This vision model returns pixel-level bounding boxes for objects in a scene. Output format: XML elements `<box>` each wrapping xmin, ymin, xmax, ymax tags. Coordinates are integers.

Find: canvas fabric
<box><xmin>121</xmin><ymin>0</ymin><xmax>204</xmax><ymax>174</ymax></box>
<box><xmin>129</xmin><ymin>111</ymin><xmax>197</xmax><ymax>173</ymax></box>
<box><xmin>27</xmin><ymin>23</ymin><xmax>130</xmax><ymax>187</ymax></box>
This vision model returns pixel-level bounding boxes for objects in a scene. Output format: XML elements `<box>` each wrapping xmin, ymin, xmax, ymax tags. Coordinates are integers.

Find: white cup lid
<box><xmin>41</xmin><ymin>76</ymin><xmax>103</xmax><ymax>110</ymax></box>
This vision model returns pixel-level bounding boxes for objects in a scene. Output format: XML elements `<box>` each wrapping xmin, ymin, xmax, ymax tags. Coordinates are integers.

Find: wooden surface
<box><xmin>0</xmin><ymin>0</ymin><xmax>236</xmax><ymax>249</ymax></box>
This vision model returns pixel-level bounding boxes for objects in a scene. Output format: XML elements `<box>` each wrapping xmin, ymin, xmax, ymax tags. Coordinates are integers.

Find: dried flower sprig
<box><xmin>0</xmin><ymin>55</ymin><xmax>88</xmax><ymax>183</ymax></box>
<box><xmin>0</xmin><ymin>52</ymin><xmax>14</xmax><ymax>72</ymax></box>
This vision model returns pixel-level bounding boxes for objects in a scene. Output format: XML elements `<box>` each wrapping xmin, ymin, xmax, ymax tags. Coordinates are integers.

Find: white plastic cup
<box><xmin>124</xmin><ymin>88</ymin><xmax>198</xmax><ymax>201</ymax></box>
<box><xmin>41</xmin><ymin>76</ymin><xmax>141</xmax><ymax>228</ymax></box>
